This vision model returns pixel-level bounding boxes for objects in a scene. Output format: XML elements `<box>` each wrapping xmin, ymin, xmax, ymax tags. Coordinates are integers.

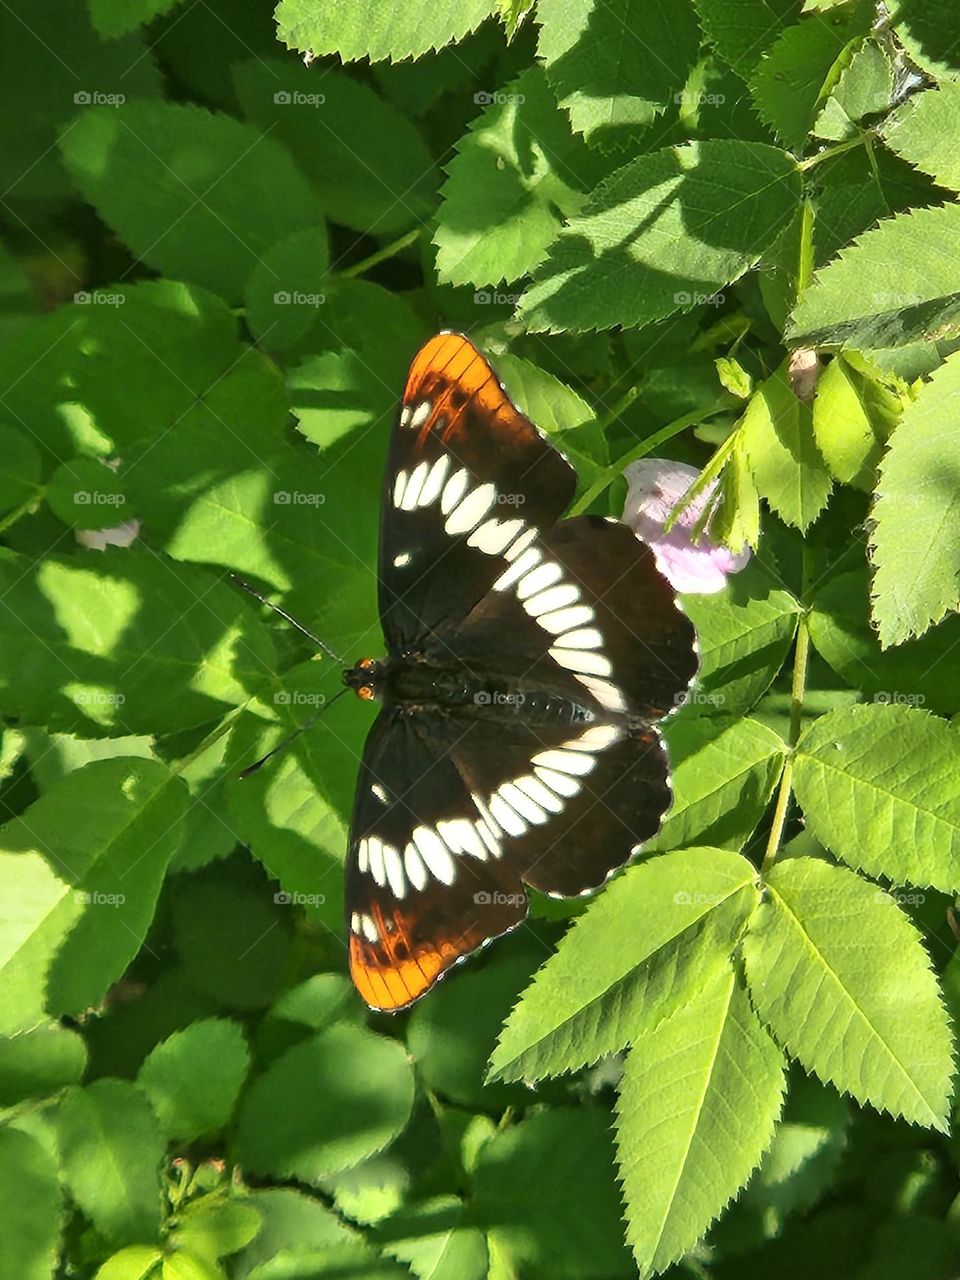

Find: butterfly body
<box><xmin>341</xmin><ymin>333</ymin><xmax>698</xmax><ymax>1012</ymax></box>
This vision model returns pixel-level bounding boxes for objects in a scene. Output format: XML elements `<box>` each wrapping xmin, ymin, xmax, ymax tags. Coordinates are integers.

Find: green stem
<box><xmin>0</xmin><ymin>487</ymin><xmax>43</xmax><ymax>535</ymax></box>
<box><xmin>799</xmin><ymin>131</ymin><xmax>871</xmax><ymax>172</ymax></box>
<box><xmin>341</xmin><ymin>228</ymin><xmax>421</xmax><ymax>279</ymax></box>
<box><xmin>761</xmin><ymin>559</ymin><xmax>813</xmax><ymax>874</ymax></box>
<box><xmin>569</xmin><ymin>399</ymin><xmax>728</xmax><ymax>516</ymax></box>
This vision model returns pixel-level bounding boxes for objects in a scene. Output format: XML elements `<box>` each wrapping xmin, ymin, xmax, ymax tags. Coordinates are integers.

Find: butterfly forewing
<box><xmin>378</xmin><ymin>332</ymin><xmax>576</xmax><ymax>648</ymax></box>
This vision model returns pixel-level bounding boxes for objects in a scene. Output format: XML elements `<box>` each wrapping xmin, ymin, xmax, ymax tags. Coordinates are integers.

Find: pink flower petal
<box><xmin>622</xmin><ymin>458</ymin><xmax>750</xmax><ymax>595</ymax></box>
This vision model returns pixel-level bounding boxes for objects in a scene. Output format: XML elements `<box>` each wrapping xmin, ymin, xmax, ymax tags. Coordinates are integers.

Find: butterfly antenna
<box><xmin>239</xmin><ymin>686</ymin><xmax>349</xmax><ymax>779</ymax></box>
<box><xmin>229</xmin><ymin>574</ymin><xmax>343</xmax><ymax>664</ymax></box>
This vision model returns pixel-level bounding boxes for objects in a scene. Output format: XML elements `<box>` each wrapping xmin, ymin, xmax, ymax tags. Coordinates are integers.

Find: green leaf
<box><xmin>244</xmin><ymin>228</ymin><xmax>330</xmax><ymax>351</ymax></box>
<box><xmin>470</xmin><ymin>1108</ymin><xmax>634</xmax><ymax>1279</ymax></box>
<box><xmin>162</xmin><ymin>1253</ymin><xmax>223</xmax><ymax>1280</ymax></box>
<box><xmin>94</xmin><ymin>1245</ymin><xmax>164</xmax><ymax>1280</ymax></box>
<box><xmin>809</xmin><ymin>567</ymin><xmax>960</xmax><ymax>716</ymax></box>
<box><xmin>741</xmin><ymin>361</ymin><xmax>833</xmax><ymax>529</ymax></box>
<box><xmin>0</xmin><ymin>1126</ymin><xmax>62</xmax><ymax>1280</ymax></box>
<box><xmin>0</xmin><ymin>2</ymin><xmax>162</xmax><ymax>212</ymax></box>
<box><xmin>138</xmin><ymin>1018</ymin><xmax>250</xmax><ymax>1141</ymax></box>
<box><xmin>0</xmin><ymin>1023</ymin><xmax>87</xmax><ymax>1106</ymax></box>
<box><xmin>788</xmin><ymin>203</ymin><xmax>960</xmax><ymax>349</ymax></box>
<box><xmin>235</xmin><ymin>1023</ymin><xmax>415</xmax><ymax>1182</ymax></box>
<box><xmin>0</xmin><ymin>551</ymin><xmax>276</xmax><ymax>737</ymax></box>
<box><xmin>869</xmin><ymin>351</ymin><xmax>960</xmax><ymax>646</ymax></box>
<box><xmin>616</xmin><ymin>967</ymin><xmax>786</xmax><ymax>1276</ymax></box>
<box><xmin>712</xmin><ymin>1073</ymin><xmax>850</xmax><ymax>1253</ymax></box>
<box><xmin>893</xmin><ymin>0</ymin><xmax>960</xmax><ymax>82</ymax></box>
<box><xmin>0</xmin><ymin>424</ymin><xmax>41</xmax><ymax>519</ymax></box>
<box><xmin>275</xmin><ymin>0</ymin><xmax>498</xmax><ymax>61</ymax></box>
<box><xmin>811</xmin><ymin>350</ymin><xmax>905</xmax><ymax>488</ymax></box>
<box><xmin>407</xmin><ymin>933</ymin><xmax>547</xmax><ymax>1107</ymax></box>
<box><xmin>537</xmin><ymin>0</ymin><xmax>703</xmax><ymax>148</ymax></box>
<box><xmin>72</xmin><ymin>281</ymin><xmax>242</xmax><ymax>451</ymax></box>
<box><xmin>742</xmin><ymin>856</ymin><xmax>955</xmax><ymax>1129</ymax></box>
<box><xmin>170</xmin><ymin>1197</ymin><xmax>262</xmax><ymax>1263</ymax></box>
<box><xmin>59</xmin><ymin>103</ymin><xmax>323</xmax><ymax>302</ymax></box>
<box><xmin>57</xmin><ymin>1079</ymin><xmax>165</xmax><ymax>1246</ymax></box>
<box><xmin>488</xmin><ymin>847</ymin><xmax>759</xmax><ymax>1082</ymax></box>
<box><xmin>649</xmin><ymin>715</ymin><xmax>787</xmax><ymax>853</ymax></box>
<box><xmin>231</xmin><ymin>1189</ymin><xmax>361</xmax><ymax>1279</ymax></box>
<box><xmin>89</xmin><ymin>0</ymin><xmax>186</xmax><ymax>37</ymax></box>
<box><xmin>812</xmin><ymin>38</ymin><xmax>893</xmax><ymax>141</ymax></box>
<box><xmin>792</xmin><ymin>703</ymin><xmax>960</xmax><ymax>892</ymax></box>
<box><xmin>434</xmin><ymin>67</ymin><xmax>605</xmax><ymax>287</ymax></box>
<box><xmin>749</xmin><ymin>5</ymin><xmax>873</xmax><ymax>149</ymax></box>
<box><xmin>380</xmin><ymin>1197</ymin><xmax>487</xmax><ymax>1280</ymax></box>
<box><xmin>519</xmin><ymin>141</ymin><xmax>801</xmax><ymax>333</ymax></box>
<box><xmin>234</xmin><ymin>61</ymin><xmax>435</xmax><ymax>234</ymax></box>
<box><xmin>172</xmin><ymin>882</ymin><xmax>292</xmax><ymax>1013</ymax></box>
<box><xmin>694</xmin><ymin>0</ymin><xmax>801</xmax><ymax>79</ymax></box>
<box><xmin>0</xmin><ymin>758</ymin><xmax>188</xmax><ymax>1034</ymax></box>
<box><xmin>224</xmin><ymin>663</ymin><xmax>371</xmax><ymax>934</ymax></box>
<box><xmin>883</xmin><ymin>80</ymin><xmax>960</xmax><ymax>193</ymax></box>
<box><xmin>47</xmin><ymin>458</ymin><xmax>134</xmax><ymax>530</ymax></box>
<box><xmin>680</xmin><ymin>567</ymin><xmax>801</xmax><ymax>716</ymax></box>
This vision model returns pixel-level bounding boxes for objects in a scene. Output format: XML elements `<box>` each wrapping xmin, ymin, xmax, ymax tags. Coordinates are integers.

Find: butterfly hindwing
<box><xmin>378</xmin><ymin>333</ymin><xmax>576</xmax><ymax>647</ymax></box>
<box><xmin>346</xmin><ymin>708</ymin><xmax>527</xmax><ymax>1012</ymax></box>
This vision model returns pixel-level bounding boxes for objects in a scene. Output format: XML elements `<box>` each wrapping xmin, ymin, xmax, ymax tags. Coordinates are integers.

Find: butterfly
<box><xmin>342</xmin><ymin>333</ymin><xmax>698</xmax><ymax>1011</ymax></box>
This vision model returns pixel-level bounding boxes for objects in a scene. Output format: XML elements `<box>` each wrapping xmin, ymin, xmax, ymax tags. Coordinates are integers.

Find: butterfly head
<box><xmin>344</xmin><ymin>657</ymin><xmax>381</xmax><ymax>702</ymax></box>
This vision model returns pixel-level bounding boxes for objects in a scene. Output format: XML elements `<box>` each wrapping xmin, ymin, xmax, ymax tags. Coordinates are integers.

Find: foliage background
<box><xmin>2</xmin><ymin>0</ymin><xmax>960</xmax><ymax>1277</ymax></box>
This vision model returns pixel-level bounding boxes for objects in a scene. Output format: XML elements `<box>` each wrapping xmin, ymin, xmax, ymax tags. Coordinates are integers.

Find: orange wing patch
<box><xmin>402</xmin><ymin>332</ymin><xmax>525</xmax><ymax>450</ymax></box>
<box><xmin>349</xmin><ymin>901</ymin><xmax>470</xmax><ymax>1012</ymax></box>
